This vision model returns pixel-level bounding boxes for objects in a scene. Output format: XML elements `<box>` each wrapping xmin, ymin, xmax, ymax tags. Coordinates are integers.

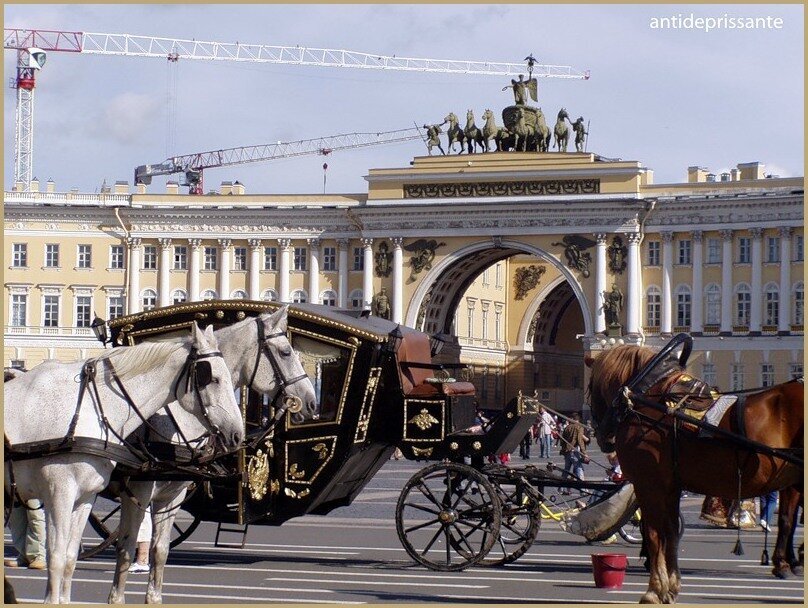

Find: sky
<box><xmin>3</xmin><ymin>4</ymin><xmax>804</xmax><ymax>195</ymax></box>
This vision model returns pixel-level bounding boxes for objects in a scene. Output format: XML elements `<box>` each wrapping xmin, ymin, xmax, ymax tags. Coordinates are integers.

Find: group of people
<box><xmin>516</xmin><ymin>407</ymin><xmax>593</xmax><ymax>483</ymax></box>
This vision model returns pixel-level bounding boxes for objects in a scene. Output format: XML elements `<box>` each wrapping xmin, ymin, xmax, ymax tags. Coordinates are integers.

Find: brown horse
<box><xmin>586</xmin><ymin>338</ymin><xmax>803</xmax><ymax>603</ymax></box>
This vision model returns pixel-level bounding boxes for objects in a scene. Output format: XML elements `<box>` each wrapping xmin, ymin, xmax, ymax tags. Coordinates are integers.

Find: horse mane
<box><xmin>95</xmin><ymin>340</ymin><xmax>186</xmax><ymax>382</ymax></box>
<box><xmin>590</xmin><ymin>345</ymin><xmax>657</xmax><ymax>409</ymax></box>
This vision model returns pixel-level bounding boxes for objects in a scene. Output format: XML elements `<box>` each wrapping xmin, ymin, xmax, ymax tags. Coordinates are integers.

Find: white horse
<box><xmin>4</xmin><ymin>322</ymin><xmax>243</xmax><ymax>604</ymax></box>
<box><xmin>107</xmin><ymin>307</ymin><xmax>318</xmax><ymax>604</ymax></box>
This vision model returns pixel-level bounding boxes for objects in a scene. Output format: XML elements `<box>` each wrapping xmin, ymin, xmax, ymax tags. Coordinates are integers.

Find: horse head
<box><xmin>557</xmin><ymin>108</ymin><xmax>569</xmax><ymax>121</ymax></box>
<box><xmin>443</xmin><ymin>112</ymin><xmax>457</xmax><ymax>125</ymax></box>
<box><xmin>482</xmin><ymin>109</ymin><xmax>492</xmax><ymax>121</ymax></box>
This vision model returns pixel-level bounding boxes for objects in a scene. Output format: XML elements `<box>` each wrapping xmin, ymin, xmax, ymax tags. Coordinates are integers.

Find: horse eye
<box><xmin>279</xmin><ymin>346</ymin><xmax>292</xmax><ymax>357</ymax></box>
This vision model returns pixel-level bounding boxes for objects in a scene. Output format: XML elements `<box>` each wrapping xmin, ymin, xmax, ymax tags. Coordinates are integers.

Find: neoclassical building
<box><xmin>4</xmin><ymin>153</ymin><xmax>803</xmax><ymax>414</ymax></box>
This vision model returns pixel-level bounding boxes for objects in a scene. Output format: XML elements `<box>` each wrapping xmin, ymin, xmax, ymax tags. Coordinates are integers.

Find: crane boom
<box><xmin>135</xmin><ymin>128</ymin><xmax>423</xmax><ymax>192</ymax></box>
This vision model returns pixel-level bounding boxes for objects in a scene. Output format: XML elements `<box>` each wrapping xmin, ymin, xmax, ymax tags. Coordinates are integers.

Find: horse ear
<box><xmin>190</xmin><ymin>321</ymin><xmax>204</xmax><ymax>344</ymax></box>
<box><xmin>266</xmin><ymin>306</ymin><xmax>288</xmax><ymax>332</ymax></box>
<box><xmin>203</xmin><ymin>324</ymin><xmax>217</xmax><ymax>344</ymax></box>
<box><xmin>584</xmin><ymin>355</ymin><xmax>595</xmax><ymax>368</ymax></box>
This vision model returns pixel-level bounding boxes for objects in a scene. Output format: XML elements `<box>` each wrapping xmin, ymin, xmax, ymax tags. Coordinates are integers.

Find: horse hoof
<box><xmin>772</xmin><ymin>567</ymin><xmax>792</xmax><ymax>579</ymax></box>
<box><xmin>789</xmin><ymin>564</ymin><xmax>803</xmax><ymax>577</ymax></box>
<box><xmin>640</xmin><ymin>591</ymin><xmax>662</xmax><ymax>604</ymax></box>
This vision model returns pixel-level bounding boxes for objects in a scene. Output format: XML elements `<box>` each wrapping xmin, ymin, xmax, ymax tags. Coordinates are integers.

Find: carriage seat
<box><xmin>397</xmin><ymin>331</ymin><xmax>475</xmax><ymax>397</ymax></box>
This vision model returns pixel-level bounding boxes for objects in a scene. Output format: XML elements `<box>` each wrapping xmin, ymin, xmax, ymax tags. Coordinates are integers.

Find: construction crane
<box><xmin>135</xmin><ymin>128</ymin><xmax>423</xmax><ymax>194</ymax></box>
<box><xmin>5</xmin><ymin>27</ymin><xmax>590</xmax><ymax>191</ymax></box>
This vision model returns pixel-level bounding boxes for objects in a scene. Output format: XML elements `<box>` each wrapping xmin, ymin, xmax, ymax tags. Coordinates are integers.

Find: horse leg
<box><xmin>42</xmin><ymin>487</ymin><xmax>76</xmax><ymax>603</ymax></box>
<box><xmin>662</xmin><ymin>494</ymin><xmax>683</xmax><ymax>601</ymax></box>
<box><xmin>634</xmin><ymin>485</ymin><xmax>679</xmax><ymax>603</ymax></box>
<box><xmin>109</xmin><ymin>484</ymin><xmax>153</xmax><ymax>604</ymax></box>
<box><xmin>60</xmin><ymin>499</ymin><xmax>93</xmax><ymax>603</ymax></box>
<box><xmin>147</xmin><ymin>484</ymin><xmax>189</xmax><ymax>604</ymax></box>
<box><xmin>772</xmin><ymin>487</ymin><xmax>800</xmax><ymax>578</ymax></box>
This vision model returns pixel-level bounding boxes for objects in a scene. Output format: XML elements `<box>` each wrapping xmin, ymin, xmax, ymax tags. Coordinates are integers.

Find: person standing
<box><xmin>4</xmin><ymin>499</ymin><xmax>46</xmax><ymax>569</ymax></box>
<box><xmin>538</xmin><ymin>407</ymin><xmax>556</xmax><ymax>459</ymax></box>
<box><xmin>519</xmin><ymin>429</ymin><xmax>532</xmax><ymax>460</ymax></box>
<box><xmin>758</xmin><ymin>491</ymin><xmax>778</xmax><ymax>532</ymax></box>
<box><xmin>560</xmin><ymin>412</ymin><xmax>590</xmax><ymax>490</ymax></box>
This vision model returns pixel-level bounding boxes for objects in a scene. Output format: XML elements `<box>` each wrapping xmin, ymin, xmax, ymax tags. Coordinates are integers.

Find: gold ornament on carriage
<box><xmin>247</xmin><ymin>448</ymin><xmax>270</xmax><ymax>501</ymax></box>
<box><xmin>408</xmin><ymin>408</ymin><xmax>439</xmax><ymax>431</ymax></box>
<box><xmin>411</xmin><ymin>446</ymin><xmax>434</xmax><ymax>457</ymax></box>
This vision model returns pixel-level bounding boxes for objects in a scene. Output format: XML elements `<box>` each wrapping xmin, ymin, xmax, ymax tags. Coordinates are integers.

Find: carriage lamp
<box><xmin>429</xmin><ymin>333</ymin><xmax>447</xmax><ymax>357</ymax></box>
<box><xmin>91</xmin><ymin>314</ymin><xmax>109</xmax><ymax>346</ymax></box>
<box><xmin>385</xmin><ymin>325</ymin><xmax>403</xmax><ymax>355</ymax></box>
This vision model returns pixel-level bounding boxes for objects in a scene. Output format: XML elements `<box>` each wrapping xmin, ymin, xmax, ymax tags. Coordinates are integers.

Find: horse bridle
<box><xmin>172</xmin><ymin>347</ymin><xmax>227</xmax><ymax>438</ymax></box>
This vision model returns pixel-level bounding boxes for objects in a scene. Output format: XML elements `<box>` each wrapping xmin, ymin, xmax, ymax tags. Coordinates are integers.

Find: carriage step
<box><xmin>214</xmin><ymin>522</ymin><xmax>249</xmax><ymax>548</ymax></box>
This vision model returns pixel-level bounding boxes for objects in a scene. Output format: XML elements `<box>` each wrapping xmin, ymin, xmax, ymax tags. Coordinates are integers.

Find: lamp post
<box><xmin>91</xmin><ymin>314</ymin><xmax>108</xmax><ymax>347</ymax></box>
<box><xmin>386</xmin><ymin>325</ymin><xmax>403</xmax><ymax>357</ymax></box>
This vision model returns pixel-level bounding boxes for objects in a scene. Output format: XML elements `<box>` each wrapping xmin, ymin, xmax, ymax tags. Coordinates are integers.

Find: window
<box><xmin>794</xmin><ymin>282</ymin><xmax>804</xmax><ymax>325</ymax></box>
<box><xmin>794</xmin><ymin>235</ymin><xmax>804</xmax><ymax>262</ymax></box>
<box><xmin>261</xmin><ymin>289</ymin><xmax>277</xmax><ymax>302</ymax></box>
<box><xmin>321</xmin><ymin>290</ymin><xmax>337</xmax><ymax>306</ymax></box>
<box><xmin>174</xmin><ymin>245</ymin><xmax>187</xmax><ymax>270</ymax></box>
<box><xmin>142</xmin><ymin>289</ymin><xmax>157</xmax><ymax>311</ymax></box>
<box><xmin>495</xmin><ymin>307</ymin><xmax>503</xmax><ymax>342</ymax></box>
<box><xmin>646</xmin><ymin>286</ymin><xmax>661</xmax><ymax>327</ymax></box>
<box><xmin>323</xmin><ymin>247</ymin><xmax>337</xmax><ymax>271</ymax></box>
<box><xmin>108</xmin><ymin>296</ymin><xmax>125</xmax><ymax>320</ymax></box>
<box><xmin>204</xmin><ymin>247</ymin><xmax>217</xmax><ymax>270</ymax></box>
<box><xmin>143</xmin><ymin>245</ymin><xmax>157</xmax><ymax>270</ymax></box>
<box><xmin>353</xmin><ymin>247</ymin><xmax>364</xmax><ymax>271</ymax></box>
<box><xmin>264</xmin><ymin>247</ymin><xmax>278</xmax><ymax>270</ymax></box>
<box><xmin>790</xmin><ymin>363</ymin><xmax>803</xmax><ymax>380</ymax></box>
<box><xmin>702</xmin><ymin>363</ymin><xmax>716</xmax><ymax>387</ymax></box>
<box><xmin>495</xmin><ymin>263</ymin><xmax>503</xmax><ymax>288</ymax></box>
<box><xmin>706</xmin><ymin>238</ymin><xmax>721</xmax><ymax>264</ymax></box>
<box><xmin>738</xmin><ymin>237</ymin><xmax>751</xmax><ymax>263</ymax></box>
<box><xmin>761</xmin><ymin>363</ymin><xmax>775</xmax><ymax>387</ymax></box>
<box><xmin>481</xmin><ymin>306</ymin><xmax>489</xmax><ymax>341</ymax></box>
<box><xmin>75</xmin><ymin>295</ymin><xmax>92</xmax><ymax>327</ymax></box>
<box><xmin>77</xmin><ymin>244</ymin><xmax>92</xmax><ymax>268</ymax></box>
<box><xmin>675</xmin><ymin>286</ymin><xmax>691</xmax><ymax>327</ymax></box>
<box><xmin>705</xmin><ymin>284</ymin><xmax>721</xmax><ymax>325</ymax></box>
<box><xmin>171</xmin><ymin>289</ymin><xmax>187</xmax><ymax>305</ymax></box>
<box><xmin>735</xmin><ymin>284</ymin><xmax>751</xmax><ymax>326</ymax></box>
<box><xmin>482</xmin><ymin>268</ymin><xmax>491</xmax><ymax>287</ymax></box>
<box><xmin>233</xmin><ymin>247</ymin><xmax>247</xmax><ymax>271</ymax></box>
<box><xmin>201</xmin><ymin>289</ymin><xmax>217</xmax><ymax>301</ymax></box>
<box><xmin>766</xmin><ymin>237</ymin><xmax>780</xmax><ymax>263</ymax></box>
<box><xmin>45</xmin><ymin>244</ymin><xmax>60</xmax><ymax>268</ymax></box>
<box><xmin>10</xmin><ymin>359</ymin><xmax>25</xmax><ymax>370</ymax></box>
<box><xmin>764</xmin><ymin>284</ymin><xmax>779</xmax><ymax>326</ymax></box>
<box><xmin>231</xmin><ymin>289</ymin><xmax>247</xmax><ymax>300</ymax></box>
<box><xmin>349</xmin><ymin>289</ymin><xmax>363</xmax><ymax>309</ymax></box>
<box><xmin>647</xmin><ymin>241</ymin><xmax>660</xmax><ymax>266</ymax></box>
<box><xmin>290</xmin><ymin>289</ymin><xmax>307</xmax><ymax>304</ymax></box>
<box><xmin>11</xmin><ymin>294</ymin><xmax>27</xmax><ymax>326</ymax></box>
<box><xmin>43</xmin><ymin>295</ymin><xmax>59</xmax><ymax>327</ymax></box>
<box><xmin>106</xmin><ymin>245</ymin><xmax>123</xmax><ymax>270</ymax></box>
<box><xmin>12</xmin><ymin>243</ymin><xmax>27</xmax><ymax>268</ymax></box>
<box><xmin>731</xmin><ymin>364</ymin><xmax>744</xmax><ymax>391</ymax></box>
<box><xmin>293</xmin><ymin>247</ymin><xmax>307</xmax><ymax>271</ymax></box>
<box><xmin>677</xmin><ymin>240</ymin><xmax>691</xmax><ymax>265</ymax></box>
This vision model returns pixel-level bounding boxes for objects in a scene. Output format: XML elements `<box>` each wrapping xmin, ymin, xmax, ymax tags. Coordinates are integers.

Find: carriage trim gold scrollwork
<box><xmin>284</xmin><ymin>436</ymin><xmax>337</xmax><ymax>485</ymax></box>
<box><xmin>288</xmin><ymin>463</ymin><xmax>306</xmax><ymax>479</ymax></box>
<box><xmin>403</xmin><ymin>179</ymin><xmax>600</xmax><ymax>199</ymax></box>
<box><xmin>247</xmin><ymin>448</ymin><xmax>271</xmax><ymax>501</ymax></box>
<box><xmin>284</xmin><ymin>487</ymin><xmax>311</xmax><ymax>500</ymax></box>
<box><xmin>403</xmin><ymin>399</ymin><xmax>445</xmax><ymax>442</ymax></box>
<box><xmin>409</xmin><ymin>409</ymin><xmax>440</xmax><ymax>431</ymax></box>
<box><xmin>354</xmin><ymin>367</ymin><xmax>382</xmax><ymax>444</ymax></box>
<box><xmin>411</xmin><ymin>446</ymin><xmax>434</xmax><ymax>457</ymax></box>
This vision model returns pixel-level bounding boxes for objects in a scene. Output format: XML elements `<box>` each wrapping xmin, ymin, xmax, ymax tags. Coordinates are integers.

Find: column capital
<box><xmin>691</xmin><ymin>230</ymin><xmax>703</xmax><ymax>242</ymax></box>
<box><xmin>158</xmin><ymin>238</ymin><xmax>173</xmax><ymax>249</ymax></box>
<box><xmin>306</xmin><ymin>238</ymin><xmax>321</xmax><ymax>249</ymax></box>
<box><xmin>779</xmin><ymin>226</ymin><xmax>793</xmax><ymax>240</ymax></box>
<box><xmin>719</xmin><ymin>229</ymin><xmax>734</xmax><ymax>241</ymax></box>
<box><xmin>391</xmin><ymin>237</ymin><xmax>404</xmax><ymax>248</ymax></box>
<box><xmin>278</xmin><ymin>238</ymin><xmax>292</xmax><ymax>250</ymax></box>
<box><xmin>126</xmin><ymin>237</ymin><xmax>142</xmax><ymax>248</ymax></box>
<box><xmin>248</xmin><ymin>238</ymin><xmax>262</xmax><ymax>249</ymax></box>
<box><xmin>337</xmin><ymin>238</ymin><xmax>350</xmax><ymax>250</ymax></box>
<box><xmin>217</xmin><ymin>238</ymin><xmax>233</xmax><ymax>250</ymax></box>
<box><xmin>361</xmin><ymin>237</ymin><xmax>374</xmax><ymax>248</ymax></box>
<box><xmin>188</xmin><ymin>238</ymin><xmax>202</xmax><ymax>249</ymax></box>
<box><xmin>660</xmin><ymin>231</ymin><xmax>674</xmax><ymax>244</ymax></box>
<box><xmin>749</xmin><ymin>227</ymin><xmax>764</xmax><ymax>240</ymax></box>
<box><xmin>595</xmin><ymin>233</ymin><xmax>609</xmax><ymax>244</ymax></box>
<box><xmin>627</xmin><ymin>232</ymin><xmax>643</xmax><ymax>245</ymax></box>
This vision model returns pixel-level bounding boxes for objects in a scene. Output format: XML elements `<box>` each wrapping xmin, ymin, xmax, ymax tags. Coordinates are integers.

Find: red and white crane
<box><xmin>5</xmin><ymin>28</ymin><xmax>590</xmax><ymax>191</ymax></box>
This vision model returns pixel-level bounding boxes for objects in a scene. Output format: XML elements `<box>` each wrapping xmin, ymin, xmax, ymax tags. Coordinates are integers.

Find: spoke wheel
<box><xmin>396</xmin><ymin>462</ymin><xmax>501</xmax><ymax>571</ymax></box>
<box><xmin>482</xmin><ymin>478</ymin><xmax>540</xmax><ymax>566</ymax></box>
<box><xmin>618</xmin><ymin>510</ymin><xmax>685</xmax><ymax>545</ymax></box>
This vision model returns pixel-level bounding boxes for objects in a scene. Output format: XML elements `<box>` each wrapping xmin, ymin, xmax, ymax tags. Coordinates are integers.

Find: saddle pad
<box><xmin>697</xmin><ymin>394</ymin><xmax>738</xmax><ymax>438</ymax></box>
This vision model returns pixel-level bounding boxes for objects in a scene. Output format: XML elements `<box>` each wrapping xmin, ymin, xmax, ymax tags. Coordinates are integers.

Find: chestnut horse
<box><xmin>586</xmin><ymin>336</ymin><xmax>803</xmax><ymax>603</ymax></box>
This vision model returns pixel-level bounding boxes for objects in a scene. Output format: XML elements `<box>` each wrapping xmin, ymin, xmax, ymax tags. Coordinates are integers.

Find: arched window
<box><xmin>142</xmin><ymin>289</ymin><xmax>157</xmax><ymax>311</ymax></box>
<box><xmin>261</xmin><ymin>289</ymin><xmax>277</xmax><ymax>302</ymax></box>
<box><xmin>645</xmin><ymin>286</ymin><xmax>661</xmax><ymax>327</ymax></box>
<box><xmin>201</xmin><ymin>289</ymin><xmax>217</xmax><ymax>301</ymax></box>
<box><xmin>231</xmin><ymin>289</ymin><xmax>247</xmax><ymax>300</ymax></box>
<box><xmin>171</xmin><ymin>289</ymin><xmax>187</xmax><ymax>305</ymax></box>
<box><xmin>290</xmin><ymin>289</ymin><xmax>307</xmax><ymax>304</ymax></box>
<box><xmin>794</xmin><ymin>282</ymin><xmax>804</xmax><ymax>326</ymax></box>
<box><xmin>320</xmin><ymin>289</ymin><xmax>337</xmax><ymax>307</ymax></box>
<box><xmin>704</xmin><ymin>284</ymin><xmax>721</xmax><ymax>325</ymax></box>
<box><xmin>734</xmin><ymin>284</ymin><xmax>751</xmax><ymax>326</ymax></box>
<box><xmin>763</xmin><ymin>283</ymin><xmax>779</xmax><ymax>326</ymax></box>
<box><xmin>675</xmin><ymin>285</ymin><xmax>691</xmax><ymax>328</ymax></box>
<box><xmin>349</xmin><ymin>289</ymin><xmax>364</xmax><ymax>309</ymax></box>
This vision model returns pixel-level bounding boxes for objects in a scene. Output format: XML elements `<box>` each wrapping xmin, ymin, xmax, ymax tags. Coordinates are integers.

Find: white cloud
<box><xmin>90</xmin><ymin>93</ymin><xmax>161</xmax><ymax>145</ymax></box>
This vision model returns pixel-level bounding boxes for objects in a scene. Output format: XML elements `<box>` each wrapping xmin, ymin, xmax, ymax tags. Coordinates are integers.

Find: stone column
<box><xmin>626</xmin><ymin>233</ymin><xmax>642</xmax><ymax>334</ymax></box>
<box><xmin>362</xmin><ymin>238</ymin><xmax>374</xmax><ymax>309</ymax></box>
<box><xmin>750</xmin><ymin>227</ymin><xmax>763</xmax><ymax>333</ymax></box>
<box><xmin>307</xmin><ymin>238</ymin><xmax>320</xmax><ymax>305</ymax></box>
<box><xmin>690</xmin><ymin>230</ymin><xmax>703</xmax><ymax>333</ymax></box>
<box><xmin>720</xmin><ymin>229</ymin><xmax>733</xmax><ymax>333</ymax></box>
<box><xmin>279</xmin><ymin>238</ymin><xmax>291</xmax><ymax>303</ymax></box>
<box><xmin>126</xmin><ymin>237</ymin><xmax>142</xmax><ymax>314</ymax></box>
<box><xmin>778</xmin><ymin>227</ymin><xmax>792</xmax><ymax>334</ymax></box>
<box><xmin>338</xmin><ymin>239</ymin><xmax>349</xmax><ymax>308</ymax></box>
<box><xmin>218</xmin><ymin>239</ymin><xmax>232</xmax><ymax>300</ymax></box>
<box><xmin>660</xmin><ymin>231</ymin><xmax>673</xmax><ymax>334</ymax></box>
<box><xmin>248</xmin><ymin>239</ymin><xmax>262</xmax><ymax>300</ymax></box>
<box><xmin>594</xmin><ymin>233</ymin><xmax>608</xmax><ymax>334</ymax></box>
<box><xmin>392</xmin><ymin>237</ymin><xmax>404</xmax><ymax>324</ymax></box>
<box><xmin>158</xmin><ymin>238</ymin><xmax>172</xmax><ymax>307</ymax></box>
<box><xmin>188</xmin><ymin>239</ymin><xmax>201</xmax><ymax>302</ymax></box>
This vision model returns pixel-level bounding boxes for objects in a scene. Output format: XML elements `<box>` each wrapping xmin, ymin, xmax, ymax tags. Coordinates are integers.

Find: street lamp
<box><xmin>385</xmin><ymin>325</ymin><xmax>403</xmax><ymax>356</ymax></box>
<box><xmin>429</xmin><ymin>333</ymin><xmax>448</xmax><ymax>357</ymax></box>
<box><xmin>91</xmin><ymin>314</ymin><xmax>108</xmax><ymax>346</ymax></box>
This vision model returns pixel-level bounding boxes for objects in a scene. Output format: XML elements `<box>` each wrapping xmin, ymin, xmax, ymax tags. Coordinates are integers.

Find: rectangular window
<box><xmin>12</xmin><ymin>243</ymin><xmax>27</xmax><ymax>268</ymax></box>
<box><xmin>702</xmin><ymin>363</ymin><xmax>716</xmax><ymax>387</ymax></box>
<box><xmin>677</xmin><ymin>240</ymin><xmax>691</xmax><ymax>265</ymax></box>
<box><xmin>77</xmin><ymin>244</ymin><xmax>92</xmax><ymax>268</ymax></box>
<box><xmin>706</xmin><ymin>238</ymin><xmax>721</xmax><ymax>264</ymax></box>
<box><xmin>482</xmin><ymin>268</ymin><xmax>491</xmax><ymax>287</ymax></box>
<box><xmin>322</xmin><ymin>292</ymin><xmax>336</xmax><ymax>306</ymax></box>
<box><xmin>264</xmin><ymin>247</ymin><xmax>278</xmax><ymax>270</ymax></box>
<box><xmin>761</xmin><ymin>364</ymin><xmax>775</xmax><ymax>387</ymax></box>
<box><xmin>322</xmin><ymin>246</ymin><xmax>337</xmax><ymax>271</ymax></box>
<box><xmin>204</xmin><ymin>247</ymin><xmax>217</xmax><ymax>270</ymax></box>
<box><xmin>467</xmin><ymin>310</ymin><xmax>474</xmax><ymax>338</ymax></box>
<box><xmin>736</xmin><ymin>292</ymin><xmax>751</xmax><ymax>326</ymax></box>
<box><xmin>646</xmin><ymin>292</ymin><xmax>661</xmax><ymax>327</ymax></box>
<box><xmin>495</xmin><ymin>263</ymin><xmax>503</xmax><ymax>288</ymax></box>
<box><xmin>110</xmin><ymin>245</ymin><xmax>125</xmax><ymax>269</ymax></box>
<box><xmin>233</xmin><ymin>247</ymin><xmax>247</xmax><ymax>271</ymax></box>
<box><xmin>738</xmin><ymin>237</ymin><xmax>751</xmax><ymax>263</ymax></box>
<box><xmin>731</xmin><ymin>364</ymin><xmax>744</xmax><ymax>391</ymax></box>
<box><xmin>142</xmin><ymin>245</ymin><xmax>157</xmax><ymax>270</ymax></box>
<box><xmin>294</xmin><ymin>247</ymin><xmax>307</xmax><ymax>271</ymax></box>
<box><xmin>705</xmin><ymin>289</ymin><xmax>721</xmax><ymax>325</ymax></box>
<box><xmin>794</xmin><ymin>288</ymin><xmax>804</xmax><ymax>325</ymax></box>
<box><xmin>676</xmin><ymin>292</ymin><xmax>691</xmax><ymax>327</ymax></box>
<box><xmin>174</xmin><ymin>245</ymin><xmax>187</xmax><ymax>270</ymax></box>
<box><xmin>142</xmin><ymin>292</ymin><xmax>156</xmax><ymax>311</ymax></box>
<box><xmin>108</xmin><ymin>296</ymin><xmax>125</xmax><ymax>320</ymax></box>
<box><xmin>765</xmin><ymin>290</ymin><xmax>779</xmax><ymax>326</ymax></box>
<box><xmin>790</xmin><ymin>363</ymin><xmax>803</xmax><ymax>380</ymax></box>
<box><xmin>647</xmin><ymin>241</ymin><xmax>661</xmax><ymax>266</ymax></box>
<box><xmin>495</xmin><ymin>312</ymin><xmax>502</xmax><ymax>342</ymax></box>
<box><xmin>75</xmin><ymin>295</ymin><xmax>92</xmax><ymax>328</ymax></box>
<box><xmin>794</xmin><ymin>235</ymin><xmax>804</xmax><ymax>262</ymax></box>
<box><xmin>353</xmin><ymin>247</ymin><xmax>364</xmax><ymax>271</ymax></box>
<box><xmin>351</xmin><ymin>294</ymin><xmax>363</xmax><ymax>309</ymax></box>
<box><xmin>766</xmin><ymin>237</ymin><xmax>781</xmax><ymax>263</ymax></box>
<box><xmin>45</xmin><ymin>244</ymin><xmax>60</xmax><ymax>268</ymax></box>
<box><xmin>43</xmin><ymin>295</ymin><xmax>59</xmax><ymax>327</ymax></box>
<box><xmin>11</xmin><ymin>294</ymin><xmax>27</xmax><ymax>326</ymax></box>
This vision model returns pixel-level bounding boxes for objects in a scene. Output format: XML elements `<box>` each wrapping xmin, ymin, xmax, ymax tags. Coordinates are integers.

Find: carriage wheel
<box><xmin>618</xmin><ymin>510</ymin><xmax>685</xmax><ymax>545</ymax></box>
<box><xmin>396</xmin><ymin>462</ymin><xmax>501</xmax><ymax>571</ymax></box>
<box><xmin>482</xmin><ymin>478</ymin><xmax>541</xmax><ymax>566</ymax></box>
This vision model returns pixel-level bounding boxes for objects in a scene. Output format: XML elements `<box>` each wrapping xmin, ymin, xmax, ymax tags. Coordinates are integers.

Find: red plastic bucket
<box><xmin>591</xmin><ymin>553</ymin><xmax>627</xmax><ymax>589</ymax></box>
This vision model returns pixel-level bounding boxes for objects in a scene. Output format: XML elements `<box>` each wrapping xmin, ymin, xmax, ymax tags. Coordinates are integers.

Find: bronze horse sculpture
<box><xmin>481</xmin><ymin>109</ymin><xmax>509</xmax><ymax>152</ymax></box>
<box><xmin>463</xmin><ymin>110</ymin><xmax>486</xmax><ymax>153</ymax></box>
<box><xmin>554</xmin><ymin>108</ymin><xmax>570</xmax><ymax>152</ymax></box>
<box><xmin>586</xmin><ymin>335</ymin><xmax>803</xmax><ymax>603</ymax></box>
<box><xmin>443</xmin><ymin>112</ymin><xmax>466</xmax><ymax>154</ymax></box>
